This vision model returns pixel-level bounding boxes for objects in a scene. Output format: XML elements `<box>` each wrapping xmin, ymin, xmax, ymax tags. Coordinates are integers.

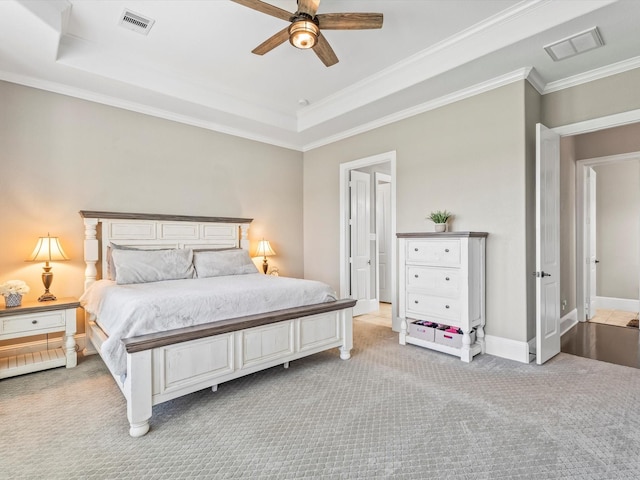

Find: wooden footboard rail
<box><xmin>122</xmin><ymin>299</ymin><xmax>356</xmax><ymax>353</ymax></box>
<box><xmin>122</xmin><ymin>299</ymin><xmax>356</xmax><ymax>437</ymax></box>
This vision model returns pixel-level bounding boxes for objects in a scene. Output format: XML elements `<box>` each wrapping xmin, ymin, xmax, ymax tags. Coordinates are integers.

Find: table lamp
<box><xmin>27</xmin><ymin>233</ymin><xmax>69</xmax><ymax>301</ymax></box>
<box><xmin>255</xmin><ymin>239</ymin><xmax>276</xmax><ymax>274</ymax></box>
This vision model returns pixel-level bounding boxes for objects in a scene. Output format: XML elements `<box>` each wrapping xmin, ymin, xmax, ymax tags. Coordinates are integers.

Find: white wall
<box><xmin>0</xmin><ymin>81</ymin><xmax>304</xmax><ymax>335</ymax></box>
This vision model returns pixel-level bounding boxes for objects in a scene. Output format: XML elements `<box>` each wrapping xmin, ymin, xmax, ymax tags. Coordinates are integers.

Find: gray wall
<box><xmin>593</xmin><ymin>161</ymin><xmax>640</xmax><ymax>300</ymax></box>
<box><xmin>304</xmin><ymin>81</ymin><xmax>531</xmax><ymax>344</ymax></box>
<box><xmin>0</xmin><ymin>81</ymin><xmax>304</xmax><ymax>334</ymax></box>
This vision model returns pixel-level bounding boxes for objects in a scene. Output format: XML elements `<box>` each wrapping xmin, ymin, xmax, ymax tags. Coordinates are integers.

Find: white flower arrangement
<box><xmin>0</xmin><ymin>280</ymin><xmax>30</xmax><ymax>296</ymax></box>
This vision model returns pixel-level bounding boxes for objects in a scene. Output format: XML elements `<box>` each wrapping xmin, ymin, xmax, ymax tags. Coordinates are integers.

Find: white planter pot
<box><xmin>434</xmin><ymin>223</ymin><xmax>447</xmax><ymax>232</ymax></box>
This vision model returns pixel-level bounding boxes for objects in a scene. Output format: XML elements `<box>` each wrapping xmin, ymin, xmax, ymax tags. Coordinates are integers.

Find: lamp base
<box><xmin>38</xmin><ymin>291</ymin><xmax>57</xmax><ymax>302</ymax></box>
<box><xmin>262</xmin><ymin>258</ymin><xmax>269</xmax><ymax>274</ymax></box>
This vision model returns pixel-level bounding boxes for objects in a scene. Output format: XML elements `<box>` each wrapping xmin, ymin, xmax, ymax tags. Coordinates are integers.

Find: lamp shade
<box><xmin>27</xmin><ymin>234</ymin><xmax>69</xmax><ymax>263</ymax></box>
<box><xmin>255</xmin><ymin>240</ymin><xmax>276</xmax><ymax>258</ymax></box>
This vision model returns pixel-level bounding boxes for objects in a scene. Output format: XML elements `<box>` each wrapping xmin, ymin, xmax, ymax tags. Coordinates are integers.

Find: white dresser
<box><xmin>398</xmin><ymin>232</ymin><xmax>487</xmax><ymax>362</ymax></box>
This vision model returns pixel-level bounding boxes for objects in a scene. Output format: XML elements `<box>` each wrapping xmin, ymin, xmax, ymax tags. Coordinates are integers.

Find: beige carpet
<box><xmin>3</xmin><ymin>319</ymin><xmax>640</xmax><ymax>479</ymax></box>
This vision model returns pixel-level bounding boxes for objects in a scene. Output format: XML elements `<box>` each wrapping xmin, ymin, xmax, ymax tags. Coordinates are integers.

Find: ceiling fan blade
<box><xmin>313</xmin><ymin>34</ymin><xmax>339</xmax><ymax>67</ymax></box>
<box><xmin>231</xmin><ymin>0</ymin><xmax>293</xmax><ymax>22</ymax></box>
<box><xmin>297</xmin><ymin>0</ymin><xmax>321</xmax><ymax>17</ymax></box>
<box><xmin>252</xmin><ymin>26</ymin><xmax>291</xmax><ymax>55</ymax></box>
<box><xmin>317</xmin><ymin>12</ymin><xmax>383</xmax><ymax>30</ymax></box>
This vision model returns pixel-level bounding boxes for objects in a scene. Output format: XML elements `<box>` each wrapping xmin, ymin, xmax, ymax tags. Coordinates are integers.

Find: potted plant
<box><xmin>428</xmin><ymin>210</ymin><xmax>452</xmax><ymax>232</ymax></box>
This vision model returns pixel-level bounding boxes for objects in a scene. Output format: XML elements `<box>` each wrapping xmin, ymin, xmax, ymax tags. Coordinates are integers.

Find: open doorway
<box><xmin>576</xmin><ymin>151</ymin><xmax>640</xmax><ymax>326</ymax></box>
<box><xmin>339</xmin><ymin>151</ymin><xmax>397</xmax><ymax>330</ymax></box>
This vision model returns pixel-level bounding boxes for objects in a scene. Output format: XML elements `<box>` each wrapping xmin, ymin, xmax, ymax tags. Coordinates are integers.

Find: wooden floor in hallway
<box><xmin>562</xmin><ymin>321</ymin><xmax>640</xmax><ymax>369</ymax></box>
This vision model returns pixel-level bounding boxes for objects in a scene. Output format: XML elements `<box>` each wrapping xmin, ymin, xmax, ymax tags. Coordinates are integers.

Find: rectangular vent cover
<box><xmin>119</xmin><ymin>9</ymin><xmax>155</xmax><ymax>35</ymax></box>
<box><xmin>544</xmin><ymin>27</ymin><xmax>604</xmax><ymax>62</ymax></box>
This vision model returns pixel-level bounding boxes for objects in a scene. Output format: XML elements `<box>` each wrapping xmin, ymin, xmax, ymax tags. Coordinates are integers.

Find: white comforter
<box><xmin>80</xmin><ymin>274</ymin><xmax>337</xmax><ymax>377</ymax></box>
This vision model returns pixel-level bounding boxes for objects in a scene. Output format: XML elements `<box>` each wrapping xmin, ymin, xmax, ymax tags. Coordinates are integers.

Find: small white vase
<box><xmin>4</xmin><ymin>293</ymin><xmax>22</xmax><ymax>308</ymax></box>
<box><xmin>434</xmin><ymin>223</ymin><xmax>447</xmax><ymax>232</ymax></box>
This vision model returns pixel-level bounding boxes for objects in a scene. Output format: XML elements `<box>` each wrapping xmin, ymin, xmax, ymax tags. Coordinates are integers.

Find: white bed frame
<box><xmin>80</xmin><ymin>211</ymin><xmax>354</xmax><ymax>437</ymax></box>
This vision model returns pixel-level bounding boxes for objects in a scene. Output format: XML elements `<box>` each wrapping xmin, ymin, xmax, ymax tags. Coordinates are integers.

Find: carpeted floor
<box><xmin>2</xmin><ymin>319</ymin><xmax>640</xmax><ymax>479</ymax></box>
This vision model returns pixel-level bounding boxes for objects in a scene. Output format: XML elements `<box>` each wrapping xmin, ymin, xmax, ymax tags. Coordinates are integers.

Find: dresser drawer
<box><xmin>406</xmin><ymin>293</ymin><xmax>461</xmax><ymax>322</ymax></box>
<box><xmin>406</xmin><ymin>240</ymin><xmax>460</xmax><ymax>266</ymax></box>
<box><xmin>1</xmin><ymin>311</ymin><xmax>66</xmax><ymax>335</ymax></box>
<box><xmin>407</xmin><ymin>266</ymin><xmax>461</xmax><ymax>298</ymax></box>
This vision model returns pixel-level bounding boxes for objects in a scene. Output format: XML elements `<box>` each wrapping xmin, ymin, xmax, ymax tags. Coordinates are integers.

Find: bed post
<box><xmin>240</xmin><ymin>223</ymin><xmax>249</xmax><ymax>250</ymax></box>
<box><xmin>83</xmin><ymin>217</ymin><xmax>99</xmax><ymax>291</ymax></box>
<box><xmin>126</xmin><ymin>350</ymin><xmax>153</xmax><ymax>437</ymax></box>
<box><xmin>339</xmin><ymin>309</ymin><xmax>353</xmax><ymax>360</ymax></box>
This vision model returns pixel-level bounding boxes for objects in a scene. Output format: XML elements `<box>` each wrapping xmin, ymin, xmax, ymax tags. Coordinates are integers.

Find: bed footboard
<box><xmin>121</xmin><ymin>300</ymin><xmax>355</xmax><ymax>437</ymax></box>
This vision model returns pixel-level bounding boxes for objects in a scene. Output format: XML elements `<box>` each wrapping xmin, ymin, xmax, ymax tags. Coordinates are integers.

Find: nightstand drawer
<box><xmin>2</xmin><ymin>311</ymin><xmax>66</xmax><ymax>335</ymax></box>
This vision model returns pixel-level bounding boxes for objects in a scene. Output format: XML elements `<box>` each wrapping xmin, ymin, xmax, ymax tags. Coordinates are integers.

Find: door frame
<box><xmin>339</xmin><ymin>151</ymin><xmax>397</xmax><ymax>328</ymax></box>
<box><xmin>576</xmin><ymin>151</ymin><xmax>640</xmax><ymax>323</ymax></box>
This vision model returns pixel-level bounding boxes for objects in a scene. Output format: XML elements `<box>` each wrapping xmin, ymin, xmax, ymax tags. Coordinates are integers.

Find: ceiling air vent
<box><xmin>119</xmin><ymin>9</ymin><xmax>155</xmax><ymax>35</ymax></box>
<box><xmin>544</xmin><ymin>27</ymin><xmax>604</xmax><ymax>62</ymax></box>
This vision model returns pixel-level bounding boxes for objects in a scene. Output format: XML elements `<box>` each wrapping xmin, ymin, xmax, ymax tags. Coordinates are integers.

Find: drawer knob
<box><xmin>445</xmin><ymin>305</ymin><xmax>450</xmax><ymax>309</ymax></box>
<box><xmin>414</xmin><ymin>300</ymin><xmax>419</xmax><ymax>304</ymax></box>
<box><xmin>445</xmin><ymin>277</ymin><xmax>450</xmax><ymax>281</ymax></box>
<box><xmin>414</xmin><ymin>248</ymin><xmax>419</xmax><ymax>252</ymax></box>
<box><xmin>32</xmin><ymin>320</ymin><xmax>38</xmax><ymax>324</ymax></box>
<box><xmin>414</xmin><ymin>274</ymin><xmax>419</xmax><ymax>278</ymax></box>
<box><xmin>445</xmin><ymin>248</ymin><xmax>450</xmax><ymax>253</ymax></box>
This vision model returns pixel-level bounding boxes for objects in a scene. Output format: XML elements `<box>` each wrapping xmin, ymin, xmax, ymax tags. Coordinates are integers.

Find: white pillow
<box><xmin>112</xmin><ymin>248</ymin><xmax>195</xmax><ymax>285</ymax></box>
<box><xmin>193</xmin><ymin>249</ymin><xmax>258</xmax><ymax>278</ymax></box>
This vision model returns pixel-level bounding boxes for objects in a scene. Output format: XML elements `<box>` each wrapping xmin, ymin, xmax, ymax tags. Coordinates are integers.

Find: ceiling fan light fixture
<box><xmin>289</xmin><ymin>19</ymin><xmax>319</xmax><ymax>49</ymax></box>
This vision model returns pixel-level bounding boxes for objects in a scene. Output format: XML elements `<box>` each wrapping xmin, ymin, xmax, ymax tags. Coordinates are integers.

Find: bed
<box><xmin>79</xmin><ymin>211</ymin><xmax>355</xmax><ymax>437</ymax></box>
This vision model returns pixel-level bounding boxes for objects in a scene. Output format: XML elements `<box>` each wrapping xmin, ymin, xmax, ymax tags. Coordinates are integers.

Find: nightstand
<box><xmin>0</xmin><ymin>297</ymin><xmax>79</xmax><ymax>379</ymax></box>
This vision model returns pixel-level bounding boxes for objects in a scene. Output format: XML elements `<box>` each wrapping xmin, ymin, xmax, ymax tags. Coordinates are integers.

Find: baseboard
<box><xmin>560</xmin><ymin>308</ymin><xmax>579</xmax><ymax>336</ymax></box>
<box><xmin>595</xmin><ymin>296</ymin><xmax>639</xmax><ymax>312</ymax></box>
<box><xmin>0</xmin><ymin>333</ymin><xmax>86</xmax><ymax>359</ymax></box>
<box><xmin>485</xmin><ymin>335</ymin><xmax>530</xmax><ymax>363</ymax></box>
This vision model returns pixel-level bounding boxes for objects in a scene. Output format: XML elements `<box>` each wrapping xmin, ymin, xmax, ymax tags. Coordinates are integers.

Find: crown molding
<box><xmin>543</xmin><ymin>55</ymin><xmax>640</xmax><ymax>94</ymax></box>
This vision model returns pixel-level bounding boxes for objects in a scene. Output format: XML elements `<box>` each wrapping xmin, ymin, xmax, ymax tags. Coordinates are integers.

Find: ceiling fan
<box><xmin>231</xmin><ymin>0</ymin><xmax>383</xmax><ymax>67</ymax></box>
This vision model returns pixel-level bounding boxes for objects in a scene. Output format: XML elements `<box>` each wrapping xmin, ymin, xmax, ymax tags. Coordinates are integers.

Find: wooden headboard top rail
<box><xmin>79</xmin><ymin>210</ymin><xmax>253</xmax><ymax>224</ymax></box>
<box><xmin>80</xmin><ymin>211</ymin><xmax>253</xmax><ymax>290</ymax></box>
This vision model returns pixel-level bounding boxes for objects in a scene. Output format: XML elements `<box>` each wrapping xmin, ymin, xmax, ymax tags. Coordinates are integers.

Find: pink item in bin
<box><xmin>445</xmin><ymin>327</ymin><xmax>461</xmax><ymax>334</ymax></box>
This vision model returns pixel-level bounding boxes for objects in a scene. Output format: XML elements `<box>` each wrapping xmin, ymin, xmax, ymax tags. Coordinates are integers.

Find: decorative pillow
<box><xmin>112</xmin><ymin>248</ymin><xmax>195</xmax><ymax>285</ymax></box>
<box><xmin>193</xmin><ymin>249</ymin><xmax>258</xmax><ymax>278</ymax></box>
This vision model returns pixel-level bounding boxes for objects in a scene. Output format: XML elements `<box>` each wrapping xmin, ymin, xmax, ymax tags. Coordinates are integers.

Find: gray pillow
<box><xmin>193</xmin><ymin>249</ymin><xmax>258</xmax><ymax>278</ymax></box>
<box><xmin>107</xmin><ymin>243</ymin><xmax>159</xmax><ymax>280</ymax></box>
<box><xmin>112</xmin><ymin>248</ymin><xmax>195</xmax><ymax>285</ymax></box>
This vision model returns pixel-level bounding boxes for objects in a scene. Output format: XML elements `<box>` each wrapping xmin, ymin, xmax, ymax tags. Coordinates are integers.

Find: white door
<box><xmin>586</xmin><ymin>167</ymin><xmax>598</xmax><ymax>319</ymax></box>
<box><xmin>376</xmin><ymin>175</ymin><xmax>391</xmax><ymax>303</ymax></box>
<box><xmin>350</xmin><ymin>170</ymin><xmax>374</xmax><ymax>316</ymax></box>
<box><xmin>536</xmin><ymin>123</ymin><xmax>561</xmax><ymax>365</ymax></box>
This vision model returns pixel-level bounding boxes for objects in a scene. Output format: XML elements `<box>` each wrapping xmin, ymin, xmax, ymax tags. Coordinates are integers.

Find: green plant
<box><xmin>428</xmin><ymin>210</ymin><xmax>452</xmax><ymax>224</ymax></box>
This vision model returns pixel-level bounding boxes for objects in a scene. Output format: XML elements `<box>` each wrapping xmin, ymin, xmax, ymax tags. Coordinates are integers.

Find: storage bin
<box><xmin>408</xmin><ymin>320</ymin><xmax>436</xmax><ymax>342</ymax></box>
<box><xmin>434</xmin><ymin>328</ymin><xmax>476</xmax><ymax>349</ymax></box>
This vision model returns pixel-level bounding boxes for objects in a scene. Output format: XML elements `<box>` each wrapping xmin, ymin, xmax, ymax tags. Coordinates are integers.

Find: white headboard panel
<box><xmin>80</xmin><ymin>211</ymin><xmax>252</xmax><ymax>291</ymax></box>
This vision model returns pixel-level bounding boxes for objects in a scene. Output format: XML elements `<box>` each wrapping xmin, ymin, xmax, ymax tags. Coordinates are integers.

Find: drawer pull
<box><xmin>414</xmin><ymin>300</ymin><xmax>419</xmax><ymax>304</ymax></box>
<box><xmin>414</xmin><ymin>274</ymin><xmax>419</xmax><ymax>278</ymax></box>
<box><xmin>445</xmin><ymin>277</ymin><xmax>450</xmax><ymax>281</ymax></box>
<box><xmin>32</xmin><ymin>320</ymin><xmax>38</xmax><ymax>324</ymax></box>
<box><xmin>445</xmin><ymin>305</ymin><xmax>450</xmax><ymax>309</ymax></box>
<box><xmin>445</xmin><ymin>248</ymin><xmax>450</xmax><ymax>253</ymax></box>
<box><xmin>414</xmin><ymin>248</ymin><xmax>419</xmax><ymax>252</ymax></box>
